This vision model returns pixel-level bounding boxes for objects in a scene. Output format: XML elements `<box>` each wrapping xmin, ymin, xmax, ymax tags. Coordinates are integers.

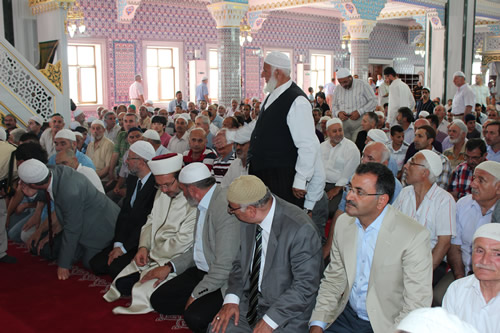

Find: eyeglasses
<box><xmin>155</xmin><ymin>179</ymin><xmax>176</xmax><ymax>190</ymax></box>
<box><xmin>126</xmin><ymin>156</ymin><xmax>142</xmax><ymax>161</ymax></box>
<box><xmin>408</xmin><ymin>158</ymin><xmax>426</xmax><ymax>168</ymax></box>
<box><xmin>343</xmin><ymin>184</ymin><xmax>383</xmax><ymax>197</ymax></box>
<box><xmin>465</xmin><ymin>154</ymin><xmax>483</xmax><ymax>161</ymax></box>
<box><xmin>227</xmin><ymin>204</ymin><xmax>242</xmax><ymax>215</ymax></box>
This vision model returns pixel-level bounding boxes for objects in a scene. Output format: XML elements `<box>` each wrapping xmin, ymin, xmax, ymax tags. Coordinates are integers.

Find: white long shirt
<box><xmin>452</xmin><ymin>84</ymin><xmax>475</xmax><ymax>115</ymax></box>
<box><xmin>387</xmin><ymin>78</ymin><xmax>415</xmax><ymax>125</ymax></box>
<box><xmin>471</xmin><ymin>84</ymin><xmax>489</xmax><ymax>107</ymax></box>
<box><xmin>129</xmin><ymin>81</ymin><xmax>143</xmax><ymax>99</ymax></box>
<box><xmin>319</xmin><ymin>137</ymin><xmax>360</xmax><ymax>186</ymax></box>
<box><xmin>332</xmin><ymin>79</ymin><xmax>377</xmax><ymax>117</ymax></box>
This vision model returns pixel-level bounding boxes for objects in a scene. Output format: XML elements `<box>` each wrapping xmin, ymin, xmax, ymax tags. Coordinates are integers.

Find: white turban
<box><xmin>148</xmin><ymin>153</ymin><xmax>183</xmax><ymax>176</ymax></box>
<box><xmin>264</xmin><ymin>52</ymin><xmax>291</xmax><ymax>70</ymax></box>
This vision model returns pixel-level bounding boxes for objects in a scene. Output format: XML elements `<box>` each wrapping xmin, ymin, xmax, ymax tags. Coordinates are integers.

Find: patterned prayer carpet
<box><xmin>0</xmin><ymin>242</ymin><xmax>191</xmax><ymax>333</ymax></box>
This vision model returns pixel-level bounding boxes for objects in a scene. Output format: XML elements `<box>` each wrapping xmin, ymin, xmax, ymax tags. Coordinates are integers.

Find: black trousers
<box><xmin>150</xmin><ymin>267</ymin><xmax>223</xmax><ymax>333</ymax></box>
<box><xmin>325</xmin><ymin>303</ymin><xmax>373</xmax><ymax>333</ymax></box>
<box><xmin>250</xmin><ymin>166</ymin><xmax>304</xmax><ymax>208</ymax></box>
<box><xmin>89</xmin><ymin>245</ymin><xmax>136</xmax><ymax>279</ymax></box>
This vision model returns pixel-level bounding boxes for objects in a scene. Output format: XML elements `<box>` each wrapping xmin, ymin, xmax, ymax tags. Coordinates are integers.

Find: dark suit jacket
<box><xmin>113</xmin><ymin>174</ymin><xmax>156</xmax><ymax>252</ymax></box>
<box><xmin>226</xmin><ymin>196</ymin><xmax>322</xmax><ymax>330</ymax></box>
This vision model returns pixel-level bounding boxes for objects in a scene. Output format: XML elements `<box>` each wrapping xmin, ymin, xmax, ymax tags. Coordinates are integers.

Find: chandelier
<box><xmin>239</xmin><ymin>15</ymin><xmax>252</xmax><ymax>46</ymax></box>
<box><xmin>66</xmin><ymin>1</ymin><xmax>86</xmax><ymax>38</ymax></box>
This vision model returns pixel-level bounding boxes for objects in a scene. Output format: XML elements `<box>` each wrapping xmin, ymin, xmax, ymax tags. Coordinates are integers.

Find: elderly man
<box><xmin>73</xmin><ymin>109</ymin><xmax>87</xmax><ymax>129</ymax></box>
<box><xmin>47</xmin><ymin>129</ymin><xmax>95</xmax><ymax>169</ymax></box>
<box><xmin>18</xmin><ymin>159</ymin><xmax>120</xmax><ymax>280</ymax></box>
<box><xmin>443</xmin><ymin>119</ymin><xmax>468</xmax><ymax>169</ymax></box>
<box><xmin>138</xmin><ymin>105</ymin><xmax>152</xmax><ymax>130</ymax></box>
<box><xmin>55</xmin><ymin>150</ymin><xmax>104</xmax><ymax>193</ymax></box>
<box><xmin>434</xmin><ymin>104</ymin><xmax>449</xmax><ymax>134</ymax></box>
<box><xmin>332</xmin><ymin>68</ymin><xmax>377</xmax><ymax>141</ymax></box>
<box><xmin>142</xmin><ymin>129</ymin><xmax>169</xmax><ymax>156</ymax></box>
<box><xmin>195</xmin><ymin>114</ymin><xmax>215</xmax><ymax>149</ymax></box>
<box><xmin>3</xmin><ymin>114</ymin><xmax>17</xmax><ymax>136</ymax></box>
<box><xmin>103</xmin><ymin>153</ymin><xmax>196</xmax><ymax>315</ymax></box>
<box><xmin>89</xmin><ymin>141</ymin><xmax>157</xmax><ymax>279</ymax></box>
<box><xmin>355</xmin><ymin>112</ymin><xmax>378</xmax><ymax>152</ymax></box>
<box><xmin>384</xmin><ymin>67</ymin><xmax>415</xmax><ymax>126</ymax></box>
<box><xmin>310</xmin><ymin>163</ymin><xmax>432</xmax><ymax>333</ymax></box>
<box><xmin>86</xmin><ymin>120</ymin><xmax>115</xmax><ymax>182</ymax></box>
<box><xmin>183</xmin><ymin>128</ymin><xmax>217</xmax><ymax>171</ymax></box>
<box><xmin>212</xmin><ymin>129</ymin><xmax>235</xmax><ymax>184</ymax></box>
<box><xmin>443</xmin><ymin>223</ymin><xmax>500</xmax><ymax>333</ymax></box>
<box><xmin>449</xmin><ymin>139</ymin><xmax>487</xmax><ymax>200</ymax></box>
<box><xmin>211</xmin><ymin>175</ymin><xmax>322</xmax><ymax>332</ymax></box>
<box><xmin>167</xmin><ymin>114</ymin><xmax>190</xmax><ymax>154</ymax></box>
<box><xmin>129</xmin><ymin>74</ymin><xmax>145</xmax><ymax>109</ymax></box>
<box><xmin>196</xmin><ymin>76</ymin><xmax>210</xmax><ymax>104</ymax></box>
<box><xmin>394</xmin><ymin>150</ymin><xmax>456</xmax><ymax>287</ymax></box>
<box><xmin>221</xmin><ymin>130</ymin><xmax>251</xmax><ymax>188</ymax></box>
<box><xmin>320</xmin><ymin>118</ymin><xmax>360</xmax><ymax>218</ymax></box>
<box><xmin>40</xmin><ymin>113</ymin><xmax>65</xmax><ymax>156</ymax></box>
<box><xmin>147</xmin><ymin>163</ymin><xmax>239</xmax><ymax>332</ymax></box>
<box><xmin>451</xmin><ymin>71</ymin><xmax>476</xmax><ymax>119</ymax></box>
<box><xmin>103</xmin><ymin>111</ymin><xmax>121</xmax><ymax>142</ymax></box>
<box><xmin>27</xmin><ymin>115</ymin><xmax>44</xmax><ymax>139</ymax></box>
<box><xmin>485</xmin><ymin>120</ymin><xmax>500</xmax><ymax>162</ymax></box>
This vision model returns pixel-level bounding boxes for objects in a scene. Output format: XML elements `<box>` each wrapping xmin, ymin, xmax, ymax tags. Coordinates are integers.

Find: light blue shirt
<box><xmin>193</xmin><ymin>184</ymin><xmax>216</xmax><ymax>272</ymax></box>
<box><xmin>196</xmin><ymin>82</ymin><xmax>209</xmax><ymax>102</ymax></box>
<box><xmin>487</xmin><ymin>145</ymin><xmax>500</xmax><ymax>162</ymax></box>
<box><xmin>48</xmin><ymin>150</ymin><xmax>96</xmax><ymax>170</ymax></box>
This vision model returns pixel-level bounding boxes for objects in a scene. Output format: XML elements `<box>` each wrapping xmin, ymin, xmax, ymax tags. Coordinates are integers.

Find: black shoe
<box><xmin>0</xmin><ymin>254</ymin><xmax>17</xmax><ymax>263</ymax></box>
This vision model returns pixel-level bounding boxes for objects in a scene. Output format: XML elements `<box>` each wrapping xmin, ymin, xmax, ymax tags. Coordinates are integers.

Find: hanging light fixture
<box><xmin>65</xmin><ymin>1</ymin><xmax>86</xmax><ymax>37</ymax></box>
<box><xmin>239</xmin><ymin>15</ymin><xmax>252</xmax><ymax>47</ymax></box>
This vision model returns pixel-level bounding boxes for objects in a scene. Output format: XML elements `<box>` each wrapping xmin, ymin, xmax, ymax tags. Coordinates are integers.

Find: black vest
<box><xmin>249</xmin><ymin>82</ymin><xmax>307</xmax><ymax>171</ymax></box>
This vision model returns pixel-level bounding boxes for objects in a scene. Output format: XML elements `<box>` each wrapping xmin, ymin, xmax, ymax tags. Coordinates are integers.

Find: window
<box><xmin>209</xmin><ymin>48</ymin><xmax>219</xmax><ymax>102</ymax></box>
<box><xmin>68</xmin><ymin>44</ymin><xmax>103</xmax><ymax>105</ymax></box>
<box><xmin>146</xmin><ymin>46</ymin><xmax>180</xmax><ymax>102</ymax></box>
<box><xmin>310</xmin><ymin>53</ymin><xmax>332</xmax><ymax>92</ymax></box>
<box><xmin>472</xmin><ymin>56</ymin><xmax>488</xmax><ymax>84</ymax></box>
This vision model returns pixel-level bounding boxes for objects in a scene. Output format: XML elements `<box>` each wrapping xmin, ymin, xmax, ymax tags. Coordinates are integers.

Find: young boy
<box><xmin>387</xmin><ymin>125</ymin><xmax>409</xmax><ymax>178</ymax></box>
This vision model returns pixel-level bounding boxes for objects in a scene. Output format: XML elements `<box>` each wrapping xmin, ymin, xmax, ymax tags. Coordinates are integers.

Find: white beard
<box><xmin>263</xmin><ymin>74</ymin><xmax>278</xmax><ymax>94</ymax></box>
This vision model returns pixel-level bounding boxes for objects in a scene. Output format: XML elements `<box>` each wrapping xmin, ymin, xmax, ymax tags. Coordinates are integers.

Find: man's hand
<box><xmin>292</xmin><ymin>188</ymin><xmax>307</xmax><ymax>199</ymax></box>
<box><xmin>213</xmin><ymin>131</ymin><xmax>228</xmax><ymax>148</ymax></box>
<box><xmin>57</xmin><ymin>267</ymin><xmax>70</xmax><ymax>280</ymax></box>
<box><xmin>140</xmin><ymin>265</ymin><xmax>171</xmax><ymax>287</ymax></box>
<box><xmin>185</xmin><ymin>296</ymin><xmax>195</xmax><ymax>310</ymax></box>
<box><xmin>253</xmin><ymin>319</ymin><xmax>273</xmax><ymax>333</ymax></box>
<box><xmin>337</xmin><ymin>111</ymin><xmax>349</xmax><ymax>121</ymax></box>
<box><xmin>23</xmin><ymin>213</ymin><xmax>41</xmax><ymax>231</ymax></box>
<box><xmin>350</xmin><ymin>111</ymin><xmax>360</xmax><ymax>120</ymax></box>
<box><xmin>309</xmin><ymin>326</ymin><xmax>324</xmax><ymax>333</ymax></box>
<box><xmin>210</xmin><ymin>303</ymin><xmax>240</xmax><ymax>333</ymax></box>
<box><xmin>326</xmin><ymin>186</ymin><xmax>342</xmax><ymax>200</ymax></box>
<box><xmin>107</xmin><ymin>247</ymin><xmax>124</xmax><ymax>265</ymax></box>
<box><xmin>134</xmin><ymin>247</ymin><xmax>149</xmax><ymax>266</ymax></box>
<box><xmin>37</xmin><ymin>235</ymin><xmax>50</xmax><ymax>255</ymax></box>
<box><xmin>26</xmin><ymin>229</ymin><xmax>42</xmax><ymax>251</ymax></box>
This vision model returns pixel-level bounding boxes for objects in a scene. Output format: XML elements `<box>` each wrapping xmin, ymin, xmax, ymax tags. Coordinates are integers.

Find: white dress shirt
<box><xmin>304</xmin><ymin>150</ymin><xmax>327</xmax><ymax>210</ymax></box>
<box><xmin>332</xmin><ymin>79</ymin><xmax>377</xmax><ymax>117</ymax></box>
<box><xmin>387</xmin><ymin>141</ymin><xmax>409</xmax><ymax>171</ymax></box>
<box><xmin>404</xmin><ymin>123</ymin><xmax>415</xmax><ymax>145</ymax></box>
<box><xmin>320</xmin><ymin>137</ymin><xmax>360</xmax><ymax>186</ymax></box>
<box><xmin>387</xmin><ymin>78</ymin><xmax>415</xmax><ymax>125</ymax></box>
<box><xmin>167</xmin><ymin>132</ymin><xmax>190</xmax><ymax>154</ymax></box>
<box><xmin>393</xmin><ymin>183</ymin><xmax>456</xmax><ymax>249</ymax></box>
<box><xmin>452</xmin><ymin>84</ymin><xmax>475</xmax><ymax>115</ymax></box>
<box><xmin>193</xmin><ymin>184</ymin><xmax>216</xmax><ymax>272</ymax></box>
<box><xmin>443</xmin><ymin>275</ymin><xmax>500</xmax><ymax>333</ymax></box>
<box><xmin>471</xmin><ymin>84</ymin><xmax>489</xmax><ymax>107</ymax></box>
<box><xmin>129</xmin><ymin>81</ymin><xmax>143</xmax><ymax>99</ymax></box>
<box><xmin>324</xmin><ymin>82</ymin><xmax>336</xmax><ymax>96</ymax></box>
<box><xmin>167</xmin><ymin>99</ymin><xmax>188</xmax><ymax>113</ymax></box>
<box><xmin>76</xmin><ymin>164</ymin><xmax>104</xmax><ymax>193</ymax></box>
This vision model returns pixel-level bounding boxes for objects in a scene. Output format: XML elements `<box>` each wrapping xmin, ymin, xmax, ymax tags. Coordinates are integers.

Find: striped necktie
<box><xmin>247</xmin><ymin>225</ymin><xmax>262</xmax><ymax>327</ymax></box>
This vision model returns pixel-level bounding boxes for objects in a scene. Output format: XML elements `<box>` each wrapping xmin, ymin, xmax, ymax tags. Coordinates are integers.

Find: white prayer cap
<box><xmin>54</xmin><ymin>129</ymin><xmax>76</xmax><ymax>142</ymax></box>
<box><xmin>73</xmin><ymin>109</ymin><xmax>84</xmax><ymax>117</ymax></box>
<box><xmin>70</xmin><ymin>121</ymin><xmax>81</xmax><ymax>130</ymax></box>
<box><xmin>142</xmin><ymin>129</ymin><xmax>161</xmax><ymax>141</ymax></box>
<box><xmin>129</xmin><ymin>141</ymin><xmax>155</xmax><ymax>161</ymax></box>
<box><xmin>336</xmin><ymin>68</ymin><xmax>351</xmax><ymax>79</ymax></box>
<box><xmin>368</xmin><ymin>77</ymin><xmax>373</xmax><ymax>80</ymax></box>
<box><xmin>74</xmin><ymin>131</ymin><xmax>83</xmax><ymax>139</ymax></box>
<box><xmin>147</xmin><ymin>106</ymin><xmax>154</xmax><ymax>114</ymax></box>
<box><xmin>179</xmin><ymin>162</ymin><xmax>211</xmax><ymax>184</ymax></box>
<box><xmin>30</xmin><ymin>115</ymin><xmax>44</xmax><ymax>125</ymax></box>
<box><xmin>148</xmin><ymin>153</ymin><xmax>183</xmax><ymax>175</ymax></box>
<box><xmin>418</xmin><ymin>149</ymin><xmax>443</xmax><ymax>177</ymax></box>
<box><xmin>326</xmin><ymin>118</ymin><xmax>342</xmax><ymax>128</ymax></box>
<box><xmin>0</xmin><ymin>128</ymin><xmax>6</xmax><ymax>141</ymax></box>
<box><xmin>475</xmin><ymin>161</ymin><xmax>500</xmax><ymax>181</ymax></box>
<box><xmin>419</xmin><ymin>111</ymin><xmax>430</xmax><ymax>118</ymax></box>
<box><xmin>320</xmin><ymin>116</ymin><xmax>331</xmax><ymax>122</ymax></box>
<box><xmin>473</xmin><ymin>223</ymin><xmax>500</xmax><ymax>243</ymax></box>
<box><xmin>18</xmin><ymin>159</ymin><xmax>49</xmax><ymax>184</ymax></box>
<box><xmin>367</xmin><ymin>129</ymin><xmax>388</xmax><ymax>143</ymax></box>
<box><xmin>233</xmin><ymin>125</ymin><xmax>251</xmax><ymax>144</ymax></box>
<box><xmin>422</xmin><ymin>86</ymin><xmax>430</xmax><ymax>92</ymax></box>
<box><xmin>91</xmin><ymin>119</ymin><xmax>105</xmax><ymax>128</ymax></box>
<box><xmin>145</xmin><ymin>99</ymin><xmax>153</xmax><ymax>105</ymax></box>
<box><xmin>264</xmin><ymin>51</ymin><xmax>291</xmax><ymax>70</ymax></box>
<box><xmin>375</xmin><ymin>111</ymin><xmax>385</xmax><ymax>119</ymax></box>
<box><xmin>453</xmin><ymin>71</ymin><xmax>466</xmax><ymax>78</ymax></box>
<box><xmin>451</xmin><ymin>119</ymin><xmax>467</xmax><ymax>133</ymax></box>
<box><xmin>87</xmin><ymin>116</ymin><xmax>97</xmax><ymax>123</ymax></box>
<box><xmin>397</xmin><ymin>307</ymin><xmax>478</xmax><ymax>333</ymax></box>
<box><xmin>201</xmin><ymin>76</ymin><xmax>208</xmax><ymax>81</ymax></box>
<box><xmin>175</xmin><ymin>114</ymin><xmax>190</xmax><ymax>123</ymax></box>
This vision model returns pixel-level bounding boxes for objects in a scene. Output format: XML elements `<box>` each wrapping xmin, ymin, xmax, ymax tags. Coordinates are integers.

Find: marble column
<box><xmin>345</xmin><ymin>19</ymin><xmax>376</xmax><ymax>81</ymax></box>
<box><xmin>207</xmin><ymin>2</ymin><xmax>248</xmax><ymax>107</ymax></box>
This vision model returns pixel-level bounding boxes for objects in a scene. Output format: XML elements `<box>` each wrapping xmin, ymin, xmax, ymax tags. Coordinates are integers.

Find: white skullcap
<box><xmin>74</xmin><ymin>131</ymin><xmax>83</xmax><ymax>139</ymax></box>
<box><xmin>179</xmin><ymin>162</ymin><xmax>212</xmax><ymax>184</ymax></box>
<box><xmin>326</xmin><ymin>118</ymin><xmax>343</xmax><ymax>128</ymax></box>
<box><xmin>367</xmin><ymin>129</ymin><xmax>388</xmax><ymax>143</ymax></box>
<box><xmin>264</xmin><ymin>51</ymin><xmax>291</xmax><ymax>70</ymax></box>
<box><xmin>233</xmin><ymin>124</ymin><xmax>252</xmax><ymax>144</ymax></box>
<box><xmin>0</xmin><ymin>128</ymin><xmax>6</xmax><ymax>141</ymax></box>
<box><xmin>145</xmin><ymin>99</ymin><xmax>153</xmax><ymax>105</ymax></box>
<box><xmin>368</xmin><ymin>77</ymin><xmax>373</xmax><ymax>80</ymax></box>
<box><xmin>422</xmin><ymin>86</ymin><xmax>430</xmax><ymax>92</ymax></box>
<box><xmin>473</xmin><ymin>223</ymin><xmax>500</xmax><ymax>243</ymax></box>
<box><xmin>453</xmin><ymin>71</ymin><xmax>466</xmax><ymax>78</ymax></box>
<box><xmin>320</xmin><ymin>116</ymin><xmax>331</xmax><ymax>122</ymax></box>
<box><xmin>87</xmin><ymin>116</ymin><xmax>97</xmax><ymax>123</ymax></box>
<box><xmin>54</xmin><ymin>129</ymin><xmax>76</xmax><ymax>142</ymax></box>
<box><xmin>375</xmin><ymin>111</ymin><xmax>385</xmax><ymax>118</ymax></box>
<box><xmin>129</xmin><ymin>141</ymin><xmax>155</xmax><ymax>161</ymax></box>
<box><xmin>201</xmin><ymin>76</ymin><xmax>208</xmax><ymax>81</ymax></box>
<box><xmin>30</xmin><ymin>115</ymin><xmax>44</xmax><ymax>125</ymax></box>
<box><xmin>143</xmin><ymin>129</ymin><xmax>161</xmax><ymax>141</ymax></box>
<box><xmin>336</xmin><ymin>68</ymin><xmax>351</xmax><ymax>79</ymax></box>
<box><xmin>147</xmin><ymin>106</ymin><xmax>154</xmax><ymax>114</ymax></box>
<box><xmin>418</xmin><ymin>149</ymin><xmax>443</xmax><ymax>177</ymax></box>
<box><xmin>148</xmin><ymin>153</ymin><xmax>183</xmax><ymax>175</ymax></box>
<box><xmin>73</xmin><ymin>109</ymin><xmax>84</xmax><ymax>117</ymax></box>
<box><xmin>397</xmin><ymin>307</ymin><xmax>478</xmax><ymax>333</ymax></box>
<box><xmin>18</xmin><ymin>159</ymin><xmax>49</xmax><ymax>184</ymax></box>
<box><xmin>91</xmin><ymin>119</ymin><xmax>105</xmax><ymax>128</ymax></box>
<box><xmin>419</xmin><ymin>111</ymin><xmax>430</xmax><ymax>118</ymax></box>
<box><xmin>175</xmin><ymin>114</ymin><xmax>190</xmax><ymax>123</ymax></box>
<box><xmin>70</xmin><ymin>121</ymin><xmax>81</xmax><ymax>130</ymax></box>
<box><xmin>475</xmin><ymin>161</ymin><xmax>500</xmax><ymax>181</ymax></box>
<box><xmin>451</xmin><ymin>119</ymin><xmax>467</xmax><ymax>134</ymax></box>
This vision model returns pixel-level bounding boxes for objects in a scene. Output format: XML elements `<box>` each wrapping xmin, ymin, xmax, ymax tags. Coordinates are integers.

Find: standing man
<box><xmin>451</xmin><ymin>71</ymin><xmax>476</xmax><ymax>120</ymax></box>
<box><xmin>471</xmin><ymin>75</ymin><xmax>490</xmax><ymax>107</ymax></box>
<box><xmin>210</xmin><ymin>175</ymin><xmax>322</xmax><ymax>332</ymax></box>
<box><xmin>309</xmin><ymin>163</ymin><xmax>432</xmax><ymax>333</ymax></box>
<box><xmin>332</xmin><ymin>68</ymin><xmax>377</xmax><ymax>142</ymax></box>
<box><xmin>324</xmin><ymin>77</ymin><xmax>336</xmax><ymax>109</ymax></box>
<box><xmin>415</xmin><ymin>86</ymin><xmax>435</xmax><ymax>116</ymax></box>
<box><xmin>0</xmin><ymin>138</ymin><xmax>17</xmax><ymax>263</ymax></box>
<box><xmin>384</xmin><ymin>67</ymin><xmax>415</xmax><ymax>126</ymax></box>
<box><xmin>196</xmin><ymin>76</ymin><xmax>210</xmax><ymax>105</ymax></box>
<box><xmin>129</xmin><ymin>74</ymin><xmax>145</xmax><ymax>110</ymax></box>
<box><xmin>168</xmin><ymin>91</ymin><xmax>188</xmax><ymax>113</ymax></box>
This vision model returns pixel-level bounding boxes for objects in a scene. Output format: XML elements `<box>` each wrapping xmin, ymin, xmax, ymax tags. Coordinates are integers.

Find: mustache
<box><xmin>471</xmin><ymin>189</ymin><xmax>479</xmax><ymax>195</ymax></box>
<box><xmin>346</xmin><ymin>200</ymin><xmax>357</xmax><ymax>208</ymax></box>
<box><xmin>475</xmin><ymin>263</ymin><xmax>495</xmax><ymax>271</ymax></box>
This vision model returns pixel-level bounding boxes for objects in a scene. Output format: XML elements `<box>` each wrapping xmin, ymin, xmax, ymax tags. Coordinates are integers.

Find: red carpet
<box><xmin>0</xmin><ymin>242</ymin><xmax>191</xmax><ymax>333</ymax></box>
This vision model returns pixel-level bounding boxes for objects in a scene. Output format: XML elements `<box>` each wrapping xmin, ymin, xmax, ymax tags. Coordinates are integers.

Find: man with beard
<box><xmin>103</xmin><ymin>153</ymin><xmax>197</xmax><ymax>315</ymax></box>
<box><xmin>443</xmin><ymin>120</ymin><xmax>468</xmax><ymax>170</ymax></box>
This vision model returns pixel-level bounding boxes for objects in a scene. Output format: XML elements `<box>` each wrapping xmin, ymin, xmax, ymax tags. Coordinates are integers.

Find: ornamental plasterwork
<box><xmin>248</xmin><ymin>0</ymin><xmax>329</xmax><ymax>12</ymax></box>
<box><xmin>482</xmin><ymin>52</ymin><xmax>500</xmax><ymax>67</ymax></box>
<box><xmin>40</xmin><ymin>60</ymin><xmax>63</xmax><ymax>93</ymax></box>
<box><xmin>344</xmin><ymin>19</ymin><xmax>376</xmax><ymax>39</ymax></box>
<box><xmin>28</xmin><ymin>0</ymin><xmax>75</xmax><ymax>15</ymax></box>
<box><xmin>207</xmin><ymin>2</ymin><xmax>249</xmax><ymax>28</ymax></box>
